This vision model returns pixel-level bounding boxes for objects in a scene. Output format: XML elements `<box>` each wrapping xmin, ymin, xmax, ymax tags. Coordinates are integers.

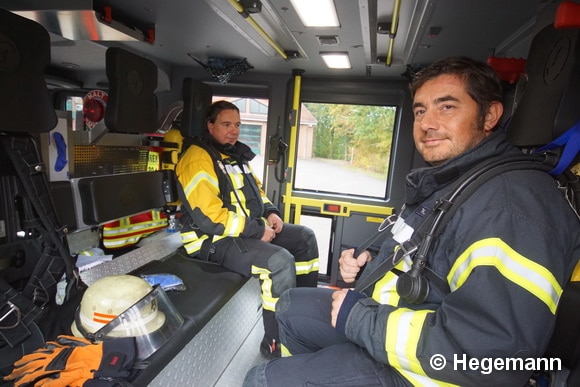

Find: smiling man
<box><xmin>411</xmin><ymin>73</ymin><xmax>502</xmax><ymax>165</ymax></box>
<box><xmin>243</xmin><ymin>57</ymin><xmax>580</xmax><ymax>386</ymax></box>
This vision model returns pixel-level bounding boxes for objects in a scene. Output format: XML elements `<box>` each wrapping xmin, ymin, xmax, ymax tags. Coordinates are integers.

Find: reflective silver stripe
<box><xmin>295</xmin><ymin>258</ymin><xmax>319</xmax><ymax>275</ymax></box>
<box><xmin>224</xmin><ymin>164</ymin><xmax>244</xmax><ymax>188</ymax></box>
<box><xmin>184</xmin><ymin>171</ymin><xmax>219</xmax><ymax>197</ymax></box>
<box><xmin>448</xmin><ymin>238</ymin><xmax>562</xmax><ymax>313</ymax></box>
<box><xmin>223</xmin><ymin>211</ymin><xmax>244</xmax><ymax>236</ymax></box>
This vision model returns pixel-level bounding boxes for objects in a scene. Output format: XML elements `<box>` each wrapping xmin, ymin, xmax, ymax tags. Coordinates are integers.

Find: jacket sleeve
<box><xmin>342</xmin><ymin>176</ymin><xmax>579</xmax><ymax>386</ymax></box>
<box><xmin>176</xmin><ymin>146</ymin><xmax>264</xmax><ymax>239</ymax></box>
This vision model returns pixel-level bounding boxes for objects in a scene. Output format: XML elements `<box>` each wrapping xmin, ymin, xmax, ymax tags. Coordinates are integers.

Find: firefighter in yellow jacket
<box><xmin>175</xmin><ymin>100</ymin><xmax>319</xmax><ymax>358</ymax></box>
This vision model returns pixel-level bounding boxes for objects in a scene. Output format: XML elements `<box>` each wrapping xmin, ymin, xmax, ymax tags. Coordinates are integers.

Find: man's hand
<box><xmin>331</xmin><ymin>289</ymin><xmax>349</xmax><ymax>328</ymax></box>
<box><xmin>267</xmin><ymin>213</ymin><xmax>284</xmax><ymax>233</ymax></box>
<box><xmin>261</xmin><ymin>225</ymin><xmax>276</xmax><ymax>242</ymax></box>
<box><xmin>339</xmin><ymin>248</ymin><xmax>371</xmax><ymax>283</ymax></box>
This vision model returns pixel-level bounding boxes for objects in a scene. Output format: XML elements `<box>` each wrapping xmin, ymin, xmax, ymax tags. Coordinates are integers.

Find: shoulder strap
<box><xmin>0</xmin><ymin>135</ymin><xmax>82</xmax><ymax>297</ymax></box>
<box><xmin>534</xmin><ymin>120</ymin><xmax>580</xmax><ymax>176</ymax></box>
<box><xmin>355</xmin><ymin>153</ymin><xmax>553</xmax><ymax>295</ymax></box>
<box><xmin>0</xmin><ymin>134</ymin><xmax>86</xmax><ymax>348</ymax></box>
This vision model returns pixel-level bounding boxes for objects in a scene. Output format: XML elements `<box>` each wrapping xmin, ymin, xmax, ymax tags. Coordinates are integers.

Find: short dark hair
<box><xmin>206</xmin><ymin>100</ymin><xmax>239</xmax><ymax>124</ymax></box>
<box><xmin>409</xmin><ymin>56</ymin><xmax>503</xmax><ymax>128</ymax></box>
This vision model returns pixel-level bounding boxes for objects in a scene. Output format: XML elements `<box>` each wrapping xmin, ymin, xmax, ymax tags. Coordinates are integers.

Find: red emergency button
<box><xmin>323</xmin><ymin>204</ymin><xmax>341</xmax><ymax>213</ymax></box>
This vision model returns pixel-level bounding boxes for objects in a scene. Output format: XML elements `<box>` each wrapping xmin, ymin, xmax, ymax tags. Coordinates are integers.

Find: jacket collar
<box><xmin>203</xmin><ymin>135</ymin><xmax>256</xmax><ymax>163</ymax></box>
<box><xmin>404</xmin><ymin>128</ymin><xmax>520</xmax><ymax>205</ymax></box>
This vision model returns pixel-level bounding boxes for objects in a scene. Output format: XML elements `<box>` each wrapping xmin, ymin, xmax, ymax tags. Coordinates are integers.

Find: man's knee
<box><xmin>276</xmin><ymin>289</ymin><xmax>292</xmax><ymax>316</ymax></box>
<box><xmin>268</xmin><ymin>249</ymin><xmax>296</xmax><ymax>295</ymax></box>
<box><xmin>300</xmin><ymin>226</ymin><xmax>319</xmax><ymax>257</ymax></box>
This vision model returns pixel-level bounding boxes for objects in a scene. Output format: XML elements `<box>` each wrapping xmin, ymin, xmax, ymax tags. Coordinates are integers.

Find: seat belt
<box><xmin>0</xmin><ymin>134</ymin><xmax>85</xmax><ymax>348</ymax></box>
<box><xmin>354</xmin><ymin>153</ymin><xmax>554</xmax><ymax>296</ymax></box>
<box><xmin>534</xmin><ymin>120</ymin><xmax>580</xmax><ymax>176</ymax></box>
<box><xmin>0</xmin><ymin>135</ymin><xmax>80</xmax><ymax>294</ymax></box>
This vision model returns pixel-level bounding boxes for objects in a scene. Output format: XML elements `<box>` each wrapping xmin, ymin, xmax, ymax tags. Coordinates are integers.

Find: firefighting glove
<box><xmin>3</xmin><ymin>335</ymin><xmax>136</xmax><ymax>387</ymax></box>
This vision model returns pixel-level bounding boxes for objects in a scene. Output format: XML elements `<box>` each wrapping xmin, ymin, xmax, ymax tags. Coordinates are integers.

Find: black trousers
<box><xmin>209</xmin><ymin>223</ymin><xmax>319</xmax><ymax>341</ymax></box>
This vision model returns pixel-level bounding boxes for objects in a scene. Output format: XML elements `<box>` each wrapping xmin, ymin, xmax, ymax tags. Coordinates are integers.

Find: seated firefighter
<box><xmin>244</xmin><ymin>57</ymin><xmax>580</xmax><ymax>386</ymax></box>
<box><xmin>175</xmin><ymin>100</ymin><xmax>319</xmax><ymax>358</ymax></box>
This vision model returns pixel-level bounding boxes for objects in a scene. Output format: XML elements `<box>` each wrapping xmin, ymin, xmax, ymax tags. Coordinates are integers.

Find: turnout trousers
<box><xmin>243</xmin><ymin>288</ymin><xmax>411</xmax><ymax>387</ymax></box>
<box><xmin>209</xmin><ymin>223</ymin><xmax>319</xmax><ymax>343</ymax></box>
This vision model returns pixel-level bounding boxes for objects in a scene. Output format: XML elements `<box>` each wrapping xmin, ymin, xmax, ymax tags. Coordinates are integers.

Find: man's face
<box><xmin>412</xmin><ymin>74</ymin><xmax>499</xmax><ymax>165</ymax></box>
<box><xmin>207</xmin><ymin>109</ymin><xmax>241</xmax><ymax>146</ymax></box>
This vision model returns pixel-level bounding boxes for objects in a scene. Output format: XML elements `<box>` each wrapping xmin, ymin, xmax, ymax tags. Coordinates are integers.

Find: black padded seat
<box><xmin>506</xmin><ymin>24</ymin><xmax>580</xmax><ymax>147</ymax></box>
<box><xmin>105</xmin><ymin>47</ymin><xmax>158</xmax><ymax>134</ymax></box>
<box><xmin>0</xmin><ymin>8</ymin><xmax>56</xmax><ymax>134</ymax></box>
<box><xmin>544</xmin><ymin>281</ymin><xmax>580</xmax><ymax>386</ymax></box>
<box><xmin>502</xmin><ymin>4</ymin><xmax>580</xmax><ymax>385</ymax></box>
<box><xmin>129</xmin><ymin>251</ymin><xmax>248</xmax><ymax>385</ymax></box>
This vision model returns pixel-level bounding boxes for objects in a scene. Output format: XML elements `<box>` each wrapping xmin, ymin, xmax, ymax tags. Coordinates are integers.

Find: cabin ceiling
<box><xmin>1</xmin><ymin>0</ymin><xmax>553</xmax><ymax>86</ymax></box>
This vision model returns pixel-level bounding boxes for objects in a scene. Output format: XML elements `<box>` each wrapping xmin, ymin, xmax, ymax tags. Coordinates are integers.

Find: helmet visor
<box><xmin>89</xmin><ymin>285</ymin><xmax>184</xmax><ymax>360</ymax></box>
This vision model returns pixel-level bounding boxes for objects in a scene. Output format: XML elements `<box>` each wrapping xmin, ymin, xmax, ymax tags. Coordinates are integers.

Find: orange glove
<box><xmin>3</xmin><ymin>335</ymin><xmax>135</xmax><ymax>387</ymax></box>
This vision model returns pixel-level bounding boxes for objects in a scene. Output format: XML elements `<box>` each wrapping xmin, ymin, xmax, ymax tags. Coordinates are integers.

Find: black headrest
<box><xmin>180</xmin><ymin>78</ymin><xmax>212</xmax><ymax>138</ymax></box>
<box><xmin>0</xmin><ymin>9</ymin><xmax>57</xmax><ymax>133</ymax></box>
<box><xmin>507</xmin><ymin>24</ymin><xmax>580</xmax><ymax>147</ymax></box>
<box><xmin>105</xmin><ymin>47</ymin><xmax>158</xmax><ymax>134</ymax></box>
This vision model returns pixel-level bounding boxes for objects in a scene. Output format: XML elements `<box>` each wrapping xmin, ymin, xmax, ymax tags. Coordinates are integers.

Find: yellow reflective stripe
<box><xmin>295</xmin><ymin>258</ymin><xmax>319</xmax><ymax>275</ymax></box>
<box><xmin>385</xmin><ymin>309</ymin><xmax>458</xmax><ymax>386</ymax></box>
<box><xmin>448</xmin><ymin>238</ymin><xmax>562</xmax><ymax>314</ymax></box>
<box><xmin>397</xmin><ymin>369</ymin><xmax>458</xmax><ymax>387</ymax></box>
<box><xmin>225</xmin><ymin>164</ymin><xmax>245</xmax><ymax>187</ymax></box>
<box><xmin>372</xmin><ymin>258</ymin><xmax>411</xmax><ymax>305</ymax></box>
<box><xmin>224</xmin><ymin>212</ymin><xmax>245</xmax><ymax>236</ymax></box>
<box><xmin>181</xmin><ymin>230</ymin><xmax>206</xmax><ymax>254</ymax></box>
<box><xmin>181</xmin><ymin>233</ymin><xmax>228</xmax><ymax>255</ymax></box>
<box><xmin>280</xmin><ymin>343</ymin><xmax>291</xmax><ymax>357</ymax></box>
<box><xmin>386</xmin><ymin>308</ymin><xmax>431</xmax><ymax>374</ymax></box>
<box><xmin>102</xmin><ymin>220</ymin><xmax>167</xmax><ymax>240</ymax></box>
<box><xmin>251</xmin><ymin>265</ymin><xmax>278</xmax><ymax>311</ymax></box>
<box><xmin>184</xmin><ymin>170</ymin><xmax>219</xmax><ymax>197</ymax></box>
<box><xmin>152</xmin><ymin>209</ymin><xmax>162</xmax><ymax>221</ymax></box>
<box><xmin>180</xmin><ymin>230</ymin><xmax>200</xmax><ymax>242</ymax></box>
<box><xmin>183</xmin><ymin>241</ymin><xmax>206</xmax><ymax>255</ymax></box>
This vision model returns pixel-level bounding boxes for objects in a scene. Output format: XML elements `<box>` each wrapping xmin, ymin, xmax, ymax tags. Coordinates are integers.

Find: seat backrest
<box><xmin>0</xmin><ymin>8</ymin><xmax>56</xmax><ymax>134</ymax></box>
<box><xmin>506</xmin><ymin>20</ymin><xmax>580</xmax><ymax>147</ymax></box>
<box><xmin>180</xmin><ymin>77</ymin><xmax>212</xmax><ymax>139</ymax></box>
<box><xmin>544</xmin><ymin>278</ymin><xmax>580</xmax><ymax>384</ymax></box>
<box><xmin>104</xmin><ymin>47</ymin><xmax>158</xmax><ymax>134</ymax></box>
<box><xmin>504</xmin><ymin>3</ymin><xmax>580</xmax><ymax>385</ymax></box>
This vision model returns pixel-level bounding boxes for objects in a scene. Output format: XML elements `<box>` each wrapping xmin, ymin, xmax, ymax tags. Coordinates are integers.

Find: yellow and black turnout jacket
<box><xmin>176</xmin><ymin>137</ymin><xmax>280</xmax><ymax>258</ymax></box>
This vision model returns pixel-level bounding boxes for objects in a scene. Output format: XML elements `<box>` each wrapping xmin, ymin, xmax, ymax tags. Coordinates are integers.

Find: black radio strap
<box><xmin>0</xmin><ymin>134</ymin><xmax>86</xmax><ymax>347</ymax></box>
<box><xmin>354</xmin><ymin>153</ymin><xmax>553</xmax><ymax>296</ymax></box>
<box><xmin>1</xmin><ymin>135</ymin><xmax>81</xmax><ymax>299</ymax></box>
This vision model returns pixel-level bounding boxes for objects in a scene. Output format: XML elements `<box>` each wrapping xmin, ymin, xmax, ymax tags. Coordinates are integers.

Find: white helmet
<box><xmin>72</xmin><ymin>274</ymin><xmax>183</xmax><ymax>360</ymax></box>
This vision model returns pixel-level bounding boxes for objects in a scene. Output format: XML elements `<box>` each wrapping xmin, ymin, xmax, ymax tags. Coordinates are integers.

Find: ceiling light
<box><xmin>290</xmin><ymin>0</ymin><xmax>339</xmax><ymax>27</ymax></box>
<box><xmin>320</xmin><ymin>52</ymin><xmax>351</xmax><ymax>69</ymax></box>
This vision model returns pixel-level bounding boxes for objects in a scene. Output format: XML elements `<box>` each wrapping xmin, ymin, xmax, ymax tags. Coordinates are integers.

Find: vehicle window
<box><xmin>294</xmin><ymin>102</ymin><xmax>396</xmax><ymax>199</ymax></box>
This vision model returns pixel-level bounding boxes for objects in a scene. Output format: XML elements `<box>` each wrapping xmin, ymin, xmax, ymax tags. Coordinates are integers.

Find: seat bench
<box><xmin>77</xmin><ymin>232</ymin><xmax>261</xmax><ymax>386</ymax></box>
<box><xmin>130</xmin><ymin>251</ymin><xmax>252</xmax><ymax>385</ymax></box>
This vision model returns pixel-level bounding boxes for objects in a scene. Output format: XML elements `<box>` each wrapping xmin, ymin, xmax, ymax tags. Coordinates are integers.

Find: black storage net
<box><xmin>190</xmin><ymin>56</ymin><xmax>254</xmax><ymax>84</ymax></box>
